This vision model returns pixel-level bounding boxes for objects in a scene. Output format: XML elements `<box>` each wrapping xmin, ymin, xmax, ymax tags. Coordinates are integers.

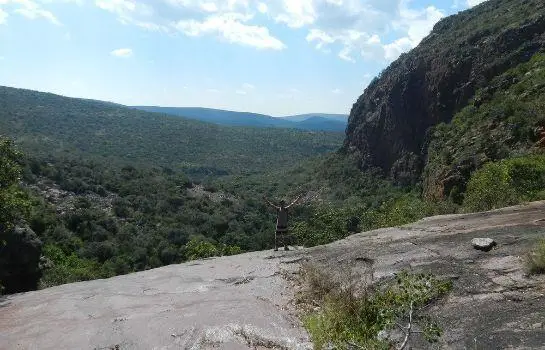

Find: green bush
<box><xmin>292</xmin><ymin>205</ymin><xmax>358</xmax><ymax>247</ymax></box>
<box><xmin>300</xmin><ymin>266</ymin><xmax>452</xmax><ymax>349</ymax></box>
<box><xmin>464</xmin><ymin>155</ymin><xmax>545</xmax><ymax>212</ymax></box>
<box><xmin>526</xmin><ymin>240</ymin><xmax>545</xmax><ymax>275</ymax></box>
<box><xmin>0</xmin><ymin>137</ymin><xmax>31</xmax><ymax>231</ymax></box>
<box><xmin>0</xmin><ymin>137</ymin><xmax>39</xmax><ymax>293</ymax></box>
<box><xmin>293</xmin><ymin>193</ymin><xmax>454</xmax><ymax>248</ymax></box>
<box><xmin>184</xmin><ymin>237</ymin><xmax>243</xmax><ymax>261</ymax></box>
<box><xmin>39</xmin><ymin>244</ymin><xmax>111</xmax><ymax>288</ymax></box>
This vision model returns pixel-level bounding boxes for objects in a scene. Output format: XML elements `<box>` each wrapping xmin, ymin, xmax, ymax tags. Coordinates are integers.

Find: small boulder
<box><xmin>471</xmin><ymin>238</ymin><xmax>497</xmax><ymax>252</ymax></box>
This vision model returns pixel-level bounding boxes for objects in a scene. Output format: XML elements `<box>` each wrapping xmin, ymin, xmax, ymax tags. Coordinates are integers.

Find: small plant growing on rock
<box><xmin>526</xmin><ymin>239</ymin><xmax>545</xmax><ymax>275</ymax></box>
<box><xmin>297</xmin><ymin>263</ymin><xmax>452</xmax><ymax>349</ymax></box>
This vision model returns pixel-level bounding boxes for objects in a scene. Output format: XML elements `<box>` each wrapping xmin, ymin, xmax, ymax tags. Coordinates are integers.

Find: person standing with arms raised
<box><xmin>263</xmin><ymin>195</ymin><xmax>303</xmax><ymax>251</ymax></box>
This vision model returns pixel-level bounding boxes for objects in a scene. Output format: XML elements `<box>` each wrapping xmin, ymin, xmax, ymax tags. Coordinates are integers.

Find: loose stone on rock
<box><xmin>471</xmin><ymin>238</ymin><xmax>497</xmax><ymax>252</ymax></box>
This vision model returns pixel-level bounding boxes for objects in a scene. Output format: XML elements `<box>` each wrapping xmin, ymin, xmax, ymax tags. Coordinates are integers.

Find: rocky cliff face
<box><xmin>344</xmin><ymin>0</ymin><xmax>545</xmax><ymax>186</ymax></box>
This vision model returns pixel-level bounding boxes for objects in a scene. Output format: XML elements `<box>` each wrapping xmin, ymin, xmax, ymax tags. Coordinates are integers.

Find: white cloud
<box><xmin>307</xmin><ymin>29</ymin><xmax>384</xmax><ymax>62</ymax></box>
<box><xmin>174</xmin><ymin>12</ymin><xmax>285</xmax><ymax>50</ymax></box>
<box><xmin>257</xmin><ymin>2</ymin><xmax>267</xmax><ymax>14</ymax></box>
<box><xmin>301</xmin><ymin>0</ymin><xmax>445</xmax><ymax>63</ymax></box>
<box><xmin>0</xmin><ymin>8</ymin><xmax>8</xmax><ymax>24</ymax></box>
<box><xmin>466</xmin><ymin>0</ymin><xmax>487</xmax><ymax>6</ymax></box>
<box><xmin>8</xmin><ymin>0</ymin><xmax>62</xmax><ymax>25</ymax></box>
<box><xmin>207</xmin><ymin>88</ymin><xmax>220</xmax><ymax>93</ymax></box>
<box><xmin>39</xmin><ymin>0</ymin><xmax>83</xmax><ymax>4</ymax></box>
<box><xmin>89</xmin><ymin>0</ymin><xmax>446</xmax><ymax>58</ymax></box>
<box><xmin>95</xmin><ymin>0</ymin><xmax>136</xmax><ymax>15</ymax></box>
<box><xmin>331</xmin><ymin>88</ymin><xmax>341</xmax><ymax>94</ymax></box>
<box><xmin>382</xmin><ymin>36</ymin><xmax>412</xmax><ymax>60</ymax></box>
<box><xmin>164</xmin><ymin>0</ymin><xmax>250</xmax><ymax>13</ymax></box>
<box><xmin>235</xmin><ymin>83</ymin><xmax>255</xmax><ymax>95</ymax></box>
<box><xmin>95</xmin><ymin>0</ymin><xmax>167</xmax><ymax>32</ymax></box>
<box><xmin>110</xmin><ymin>48</ymin><xmax>133</xmax><ymax>57</ymax></box>
<box><xmin>200</xmin><ymin>2</ymin><xmax>218</xmax><ymax>12</ymax></box>
<box><xmin>93</xmin><ymin>0</ymin><xmax>284</xmax><ymax>49</ymax></box>
<box><xmin>306</xmin><ymin>29</ymin><xmax>335</xmax><ymax>50</ymax></box>
<box><xmin>274</xmin><ymin>0</ymin><xmax>316</xmax><ymax>28</ymax></box>
<box><xmin>0</xmin><ymin>56</ymin><xmax>4</xmax><ymax>60</ymax></box>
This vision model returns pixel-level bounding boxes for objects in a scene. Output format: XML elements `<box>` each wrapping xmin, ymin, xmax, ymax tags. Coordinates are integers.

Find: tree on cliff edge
<box><xmin>0</xmin><ymin>136</ymin><xmax>42</xmax><ymax>294</ymax></box>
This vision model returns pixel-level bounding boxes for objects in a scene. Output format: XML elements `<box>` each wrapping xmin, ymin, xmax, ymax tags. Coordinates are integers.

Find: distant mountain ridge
<box><xmin>282</xmin><ymin>113</ymin><xmax>348</xmax><ymax>123</ymax></box>
<box><xmin>132</xmin><ymin>106</ymin><xmax>347</xmax><ymax>132</ymax></box>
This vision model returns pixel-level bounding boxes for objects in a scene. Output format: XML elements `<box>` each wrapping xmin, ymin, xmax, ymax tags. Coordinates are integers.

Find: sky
<box><xmin>0</xmin><ymin>0</ymin><xmax>487</xmax><ymax>116</ymax></box>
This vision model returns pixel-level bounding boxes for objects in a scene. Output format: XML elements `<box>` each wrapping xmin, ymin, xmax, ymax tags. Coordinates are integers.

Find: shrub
<box><xmin>526</xmin><ymin>240</ymin><xmax>545</xmax><ymax>275</ymax></box>
<box><xmin>293</xmin><ymin>193</ymin><xmax>448</xmax><ymax>248</ymax></box>
<box><xmin>219</xmin><ymin>244</ymin><xmax>243</xmax><ymax>256</ymax></box>
<box><xmin>292</xmin><ymin>205</ymin><xmax>357</xmax><ymax>247</ymax></box>
<box><xmin>464</xmin><ymin>155</ymin><xmax>545</xmax><ymax>212</ymax></box>
<box><xmin>39</xmin><ymin>244</ymin><xmax>110</xmax><ymax>288</ymax></box>
<box><xmin>298</xmin><ymin>264</ymin><xmax>452</xmax><ymax>349</ymax></box>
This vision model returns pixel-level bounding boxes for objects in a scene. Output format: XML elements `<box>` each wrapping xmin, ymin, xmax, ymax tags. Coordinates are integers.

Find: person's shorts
<box><xmin>276</xmin><ymin>226</ymin><xmax>288</xmax><ymax>234</ymax></box>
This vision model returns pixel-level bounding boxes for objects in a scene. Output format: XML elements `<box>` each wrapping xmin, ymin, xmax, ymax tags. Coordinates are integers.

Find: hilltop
<box><xmin>132</xmin><ymin>106</ymin><xmax>347</xmax><ymax>132</ymax></box>
<box><xmin>282</xmin><ymin>114</ymin><xmax>348</xmax><ymax>123</ymax></box>
<box><xmin>0</xmin><ymin>86</ymin><xmax>343</xmax><ymax>177</ymax></box>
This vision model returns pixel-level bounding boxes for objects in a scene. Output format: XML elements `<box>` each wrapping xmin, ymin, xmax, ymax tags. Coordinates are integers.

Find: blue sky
<box><xmin>0</xmin><ymin>0</ymin><xmax>486</xmax><ymax>116</ymax></box>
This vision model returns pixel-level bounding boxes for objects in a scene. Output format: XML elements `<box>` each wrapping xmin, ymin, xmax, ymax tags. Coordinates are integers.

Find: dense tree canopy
<box><xmin>0</xmin><ymin>136</ymin><xmax>30</xmax><ymax>232</ymax></box>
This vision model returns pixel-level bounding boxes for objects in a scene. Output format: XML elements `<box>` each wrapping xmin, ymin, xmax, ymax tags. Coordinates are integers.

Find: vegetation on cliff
<box><xmin>344</xmin><ymin>0</ymin><xmax>545</xmax><ymax>186</ymax></box>
<box><xmin>0</xmin><ymin>137</ymin><xmax>42</xmax><ymax>293</ymax></box>
<box><xmin>424</xmin><ymin>53</ymin><xmax>545</xmax><ymax>202</ymax></box>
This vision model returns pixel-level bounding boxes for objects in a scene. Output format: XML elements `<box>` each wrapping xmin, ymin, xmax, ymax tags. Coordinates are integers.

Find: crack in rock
<box><xmin>196</xmin><ymin>323</ymin><xmax>312</xmax><ymax>350</ymax></box>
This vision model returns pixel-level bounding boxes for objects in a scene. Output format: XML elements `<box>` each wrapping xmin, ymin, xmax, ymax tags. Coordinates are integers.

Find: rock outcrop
<box><xmin>0</xmin><ymin>226</ymin><xmax>43</xmax><ymax>293</ymax></box>
<box><xmin>2</xmin><ymin>202</ymin><xmax>545</xmax><ymax>349</ymax></box>
<box><xmin>344</xmin><ymin>0</ymin><xmax>545</xmax><ymax>185</ymax></box>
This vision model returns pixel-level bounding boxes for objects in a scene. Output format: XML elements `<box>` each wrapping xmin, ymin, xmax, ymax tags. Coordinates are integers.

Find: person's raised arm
<box><xmin>286</xmin><ymin>194</ymin><xmax>303</xmax><ymax>209</ymax></box>
<box><xmin>263</xmin><ymin>196</ymin><xmax>280</xmax><ymax>210</ymax></box>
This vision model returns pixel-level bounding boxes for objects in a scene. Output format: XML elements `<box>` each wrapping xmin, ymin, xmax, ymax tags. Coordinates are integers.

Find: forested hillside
<box><xmin>0</xmin><ymin>87</ymin><xmax>344</xmax><ymax>293</ymax></box>
<box><xmin>0</xmin><ymin>87</ymin><xmax>342</xmax><ymax>178</ymax></box>
<box><xmin>132</xmin><ymin>106</ymin><xmax>294</xmax><ymax>129</ymax></box>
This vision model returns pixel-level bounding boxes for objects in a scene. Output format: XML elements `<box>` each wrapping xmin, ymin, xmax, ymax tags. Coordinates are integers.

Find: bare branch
<box><xmin>395</xmin><ymin>322</ymin><xmax>408</xmax><ymax>335</ymax></box>
<box><xmin>347</xmin><ymin>341</ymin><xmax>365</xmax><ymax>349</ymax></box>
<box><xmin>397</xmin><ymin>301</ymin><xmax>414</xmax><ymax>350</ymax></box>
